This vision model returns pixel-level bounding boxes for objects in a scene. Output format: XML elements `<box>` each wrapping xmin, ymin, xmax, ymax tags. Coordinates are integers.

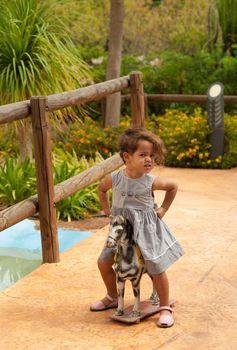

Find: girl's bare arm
<box><xmin>152</xmin><ymin>177</ymin><xmax>178</xmax><ymax>218</ymax></box>
<box><xmin>98</xmin><ymin>174</ymin><xmax>112</xmax><ymax>216</ymax></box>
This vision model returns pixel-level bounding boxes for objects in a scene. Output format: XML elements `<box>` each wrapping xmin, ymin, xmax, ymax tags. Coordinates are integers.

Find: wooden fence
<box><xmin>0</xmin><ymin>71</ymin><xmax>145</xmax><ymax>263</ymax></box>
<box><xmin>121</xmin><ymin>93</ymin><xmax>237</xmax><ymax>116</ymax></box>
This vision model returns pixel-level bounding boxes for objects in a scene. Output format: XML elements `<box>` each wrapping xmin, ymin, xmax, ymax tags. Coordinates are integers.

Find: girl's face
<box><xmin>123</xmin><ymin>140</ymin><xmax>155</xmax><ymax>177</ymax></box>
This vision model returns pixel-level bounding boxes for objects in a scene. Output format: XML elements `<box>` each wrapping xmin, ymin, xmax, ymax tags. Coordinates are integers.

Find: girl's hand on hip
<box><xmin>155</xmin><ymin>206</ymin><xmax>167</xmax><ymax>219</ymax></box>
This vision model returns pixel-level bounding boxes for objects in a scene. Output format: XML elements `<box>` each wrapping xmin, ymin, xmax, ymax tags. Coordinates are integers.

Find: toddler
<box><xmin>90</xmin><ymin>127</ymin><xmax>184</xmax><ymax>328</ymax></box>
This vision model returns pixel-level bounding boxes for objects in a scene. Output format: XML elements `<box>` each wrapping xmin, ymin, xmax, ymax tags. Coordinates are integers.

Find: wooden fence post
<box><xmin>30</xmin><ymin>96</ymin><xmax>59</xmax><ymax>263</ymax></box>
<box><xmin>129</xmin><ymin>71</ymin><xmax>145</xmax><ymax>127</ymax></box>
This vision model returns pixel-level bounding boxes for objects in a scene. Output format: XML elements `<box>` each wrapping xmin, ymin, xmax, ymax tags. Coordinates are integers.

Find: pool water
<box><xmin>0</xmin><ymin>219</ymin><xmax>92</xmax><ymax>291</ymax></box>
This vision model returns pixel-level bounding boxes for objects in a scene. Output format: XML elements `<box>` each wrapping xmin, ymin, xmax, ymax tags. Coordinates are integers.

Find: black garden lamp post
<box><xmin>207</xmin><ymin>82</ymin><xmax>225</xmax><ymax>159</ymax></box>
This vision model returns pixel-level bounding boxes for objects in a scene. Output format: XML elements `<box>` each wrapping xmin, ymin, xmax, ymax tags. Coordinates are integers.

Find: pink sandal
<box><xmin>157</xmin><ymin>306</ymin><xmax>174</xmax><ymax>328</ymax></box>
<box><xmin>90</xmin><ymin>294</ymin><xmax>118</xmax><ymax>311</ymax></box>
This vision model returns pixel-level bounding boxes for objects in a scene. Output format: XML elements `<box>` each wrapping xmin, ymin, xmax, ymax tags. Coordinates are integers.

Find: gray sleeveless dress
<box><xmin>100</xmin><ymin>170</ymin><xmax>184</xmax><ymax>274</ymax></box>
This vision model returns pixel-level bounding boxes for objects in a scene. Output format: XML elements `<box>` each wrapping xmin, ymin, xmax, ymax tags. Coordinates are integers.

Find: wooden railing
<box><xmin>0</xmin><ymin>71</ymin><xmax>145</xmax><ymax>263</ymax></box>
<box><xmin>122</xmin><ymin>94</ymin><xmax>237</xmax><ymax>104</ymax></box>
<box><xmin>121</xmin><ymin>93</ymin><xmax>237</xmax><ymax>116</ymax></box>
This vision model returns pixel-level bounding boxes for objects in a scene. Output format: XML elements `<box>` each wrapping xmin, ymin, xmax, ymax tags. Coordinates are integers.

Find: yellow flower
<box><xmin>176</xmin><ymin>152</ymin><xmax>185</xmax><ymax>160</ymax></box>
<box><xmin>80</xmin><ymin>137</ymin><xmax>88</xmax><ymax>144</ymax></box>
<box><xmin>120</xmin><ymin>121</ymin><xmax>130</xmax><ymax>127</ymax></box>
<box><xmin>198</xmin><ymin>153</ymin><xmax>203</xmax><ymax>159</ymax></box>
<box><xmin>191</xmin><ymin>138</ymin><xmax>198</xmax><ymax>144</ymax></box>
<box><xmin>188</xmin><ymin>148</ymin><xmax>194</xmax><ymax>154</ymax></box>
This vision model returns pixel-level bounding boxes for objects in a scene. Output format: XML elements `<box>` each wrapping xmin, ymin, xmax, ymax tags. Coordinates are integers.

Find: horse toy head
<box><xmin>105</xmin><ymin>215</ymin><xmax>134</xmax><ymax>249</ymax></box>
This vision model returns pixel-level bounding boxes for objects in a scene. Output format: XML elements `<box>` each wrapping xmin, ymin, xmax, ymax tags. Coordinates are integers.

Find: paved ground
<box><xmin>0</xmin><ymin>166</ymin><xmax>237</xmax><ymax>350</ymax></box>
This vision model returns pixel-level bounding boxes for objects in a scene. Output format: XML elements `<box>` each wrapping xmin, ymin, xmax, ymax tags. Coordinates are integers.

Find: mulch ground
<box><xmin>57</xmin><ymin>216</ymin><xmax>110</xmax><ymax>232</ymax></box>
<box><xmin>30</xmin><ymin>213</ymin><xmax>110</xmax><ymax>233</ymax></box>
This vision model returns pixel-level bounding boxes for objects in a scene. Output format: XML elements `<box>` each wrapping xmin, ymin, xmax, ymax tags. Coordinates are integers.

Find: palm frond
<box><xmin>0</xmin><ymin>0</ymin><xmax>92</xmax><ymax>110</ymax></box>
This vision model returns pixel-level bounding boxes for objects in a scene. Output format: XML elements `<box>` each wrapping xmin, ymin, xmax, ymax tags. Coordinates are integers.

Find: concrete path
<box><xmin>0</xmin><ymin>167</ymin><xmax>237</xmax><ymax>350</ymax></box>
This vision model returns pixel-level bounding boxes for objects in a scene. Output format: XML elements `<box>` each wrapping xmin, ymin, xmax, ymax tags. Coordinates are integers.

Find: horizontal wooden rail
<box><xmin>121</xmin><ymin>94</ymin><xmax>237</xmax><ymax>104</ymax></box>
<box><xmin>54</xmin><ymin>155</ymin><xmax>123</xmax><ymax>202</ymax></box>
<box><xmin>0</xmin><ymin>76</ymin><xmax>130</xmax><ymax>125</ymax></box>
<box><xmin>47</xmin><ymin>76</ymin><xmax>130</xmax><ymax>112</ymax></box>
<box><xmin>0</xmin><ymin>100</ymin><xmax>31</xmax><ymax>124</ymax></box>
<box><xmin>148</xmin><ymin>94</ymin><xmax>207</xmax><ymax>103</ymax></box>
<box><xmin>0</xmin><ymin>154</ymin><xmax>123</xmax><ymax>231</ymax></box>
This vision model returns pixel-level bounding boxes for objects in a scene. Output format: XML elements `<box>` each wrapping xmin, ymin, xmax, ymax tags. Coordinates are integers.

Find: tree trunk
<box><xmin>17</xmin><ymin>120</ymin><xmax>33</xmax><ymax>160</ymax></box>
<box><xmin>104</xmin><ymin>0</ymin><xmax>124</xmax><ymax>127</ymax></box>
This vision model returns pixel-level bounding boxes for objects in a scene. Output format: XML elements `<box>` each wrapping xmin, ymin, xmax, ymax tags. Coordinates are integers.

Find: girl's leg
<box><xmin>90</xmin><ymin>258</ymin><xmax>118</xmax><ymax>311</ymax></box>
<box><xmin>97</xmin><ymin>258</ymin><xmax>117</xmax><ymax>299</ymax></box>
<box><xmin>152</xmin><ymin>271</ymin><xmax>174</xmax><ymax>327</ymax></box>
<box><xmin>152</xmin><ymin>271</ymin><xmax>169</xmax><ymax>307</ymax></box>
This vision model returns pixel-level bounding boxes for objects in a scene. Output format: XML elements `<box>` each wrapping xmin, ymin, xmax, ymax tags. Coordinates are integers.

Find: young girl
<box><xmin>90</xmin><ymin>128</ymin><xmax>184</xmax><ymax>328</ymax></box>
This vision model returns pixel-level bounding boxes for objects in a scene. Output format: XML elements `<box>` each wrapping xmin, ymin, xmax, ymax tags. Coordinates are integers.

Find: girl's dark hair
<box><xmin>118</xmin><ymin>128</ymin><xmax>166</xmax><ymax>165</ymax></box>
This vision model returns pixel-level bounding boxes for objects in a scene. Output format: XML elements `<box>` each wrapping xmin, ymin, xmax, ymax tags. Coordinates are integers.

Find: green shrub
<box><xmin>0</xmin><ymin>157</ymin><xmax>36</xmax><ymax>205</ymax></box>
<box><xmin>121</xmin><ymin>51</ymin><xmax>219</xmax><ymax>94</ymax></box>
<box><xmin>150</xmin><ymin>108</ymin><xmax>212</xmax><ymax>168</ymax></box>
<box><xmin>221</xmin><ymin>114</ymin><xmax>237</xmax><ymax>168</ymax></box>
<box><xmin>147</xmin><ymin>109</ymin><xmax>237</xmax><ymax>168</ymax></box>
<box><xmin>0</xmin><ymin>150</ymin><xmax>103</xmax><ymax>220</ymax></box>
<box><xmin>0</xmin><ymin>126</ymin><xmax>18</xmax><ymax>160</ymax></box>
<box><xmin>120</xmin><ymin>51</ymin><xmax>237</xmax><ymax>115</ymax></box>
<box><xmin>53</xmin><ymin>149</ymin><xmax>102</xmax><ymax>221</ymax></box>
<box><xmin>55</xmin><ymin>116</ymin><xmax>109</xmax><ymax>158</ymax></box>
<box><xmin>54</xmin><ymin>115</ymin><xmax>130</xmax><ymax>159</ymax></box>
